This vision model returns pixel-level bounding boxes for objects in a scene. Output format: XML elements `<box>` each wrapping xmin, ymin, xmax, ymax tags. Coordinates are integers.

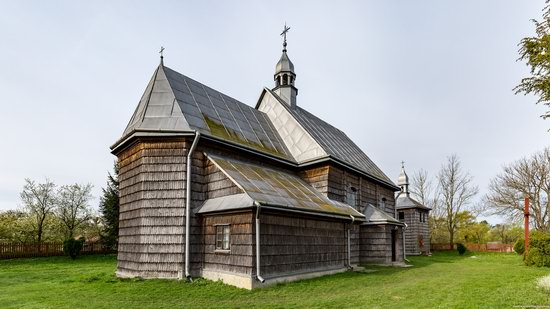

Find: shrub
<box><xmin>63</xmin><ymin>237</ymin><xmax>85</xmax><ymax>260</ymax></box>
<box><xmin>514</xmin><ymin>238</ymin><xmax>525</xmax><ymax>255</ymax></box>
<box><xmin>524</xmin><ymin>231</ymin><xmax>550</xmax><ymax>267</ymax></box>
<box><xmin>457</xmin><ymin>243</ymin><xmax>467</xmax><ymax>255</ymax></box>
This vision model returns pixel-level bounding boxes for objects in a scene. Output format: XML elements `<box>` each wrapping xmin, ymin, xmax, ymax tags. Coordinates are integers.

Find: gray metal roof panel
<box><xmin>121</xmin><ymin>65</ymin><xmax>294</xmax><ymax>161</ymax></box>
<box><xmin>261</xmin><ymin>89</ymin><xmax>394</xmax><ymax>186</ymax></box>
<box><xmin>395</xmin><ymin>193</ymin><xmax>431</xmax><ymax>210</ymax></box>
<box><xmin>362</xmin><ymin>204</ymin><xmax>403</xmax><ymax>225</ymax></box>
<box><xmin>206</xmin><ymin>153</ymin><xmax>365</xmax><ymax>219</ymax></box>
<box><xmin>197</xmin><ymin>193</ymin><xmax>255</xmax><ymax>214</ymax></box>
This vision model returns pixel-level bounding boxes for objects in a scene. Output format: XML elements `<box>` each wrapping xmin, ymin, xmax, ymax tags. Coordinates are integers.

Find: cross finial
<box><xmin>401</xmin><ymin>160</ymin><xmax>405</xmax><ymax>169</ymax></box>
<box><xmin>159</xmin><ymin>46</ymin><xmax>165</xmax><ymax>65</ymax></box>
<box><xmin>280</xmin><ymin>23</ymin><xmax>290</xmax><ymax>52</ymax></box>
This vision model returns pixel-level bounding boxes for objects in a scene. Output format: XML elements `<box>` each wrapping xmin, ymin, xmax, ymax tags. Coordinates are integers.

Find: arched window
<box><xmin>380</xmin><ymin>197</ymin><xmax>387</xmax><ymax>209</ymax></box>
<box><xmin>283</xmin><ymin>74</ymin><xmax>288</xmax><ymax>85</ymax></box>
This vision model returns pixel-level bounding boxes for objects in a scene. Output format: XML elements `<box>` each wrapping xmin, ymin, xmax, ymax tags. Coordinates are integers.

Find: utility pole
<box><xmin>524</xmin><ymin>196</ymin><xmax>530</xmax><ymax>253</ymax></box>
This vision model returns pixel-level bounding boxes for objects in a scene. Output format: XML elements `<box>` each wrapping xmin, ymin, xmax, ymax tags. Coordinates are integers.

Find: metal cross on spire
<box><xmin>159</xmin><ymin>46</ymin><xmax>165</xmax><ymax>65</ymax></box>
<box><xmin>280</xmin><ymin>23</ymin><xmax>290</xmax><ymax>52</ymax></box>
<box><xmin>401</xmin><ymin>160</ymin><xmax>405</xmax><ymax>169</ymax></box>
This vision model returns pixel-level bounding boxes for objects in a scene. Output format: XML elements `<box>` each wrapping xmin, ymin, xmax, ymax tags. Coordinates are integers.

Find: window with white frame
<box><xmin>215</xmin><ymin>225</ymin><xmax>230</xmax><ymax>251</ymax></box>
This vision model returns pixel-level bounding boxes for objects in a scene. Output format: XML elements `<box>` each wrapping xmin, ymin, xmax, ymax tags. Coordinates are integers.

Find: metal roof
<box><xmin>362</xmin><ymin>204</ymin><xmax>403</xmax><ymax>226</ymax></box>
<box><xmin>117</xmin><ymin>63</ymin><xmax>396</xmax><ymax>190</ymax></box>
<box><xmin>121</xmin><ymin>65</ymin><xmax>293</xmax><ymax>160</ymax></box>
<box><xmin>395</xmin><ymin>193</ymin><xmax>431</xmax><ymax>210</ymax></box>
<box><xmin>260</xmin><ymin>89</ymin><xmax>394</xmax><ymax>186</ymax></box>
<box><xmin>199</xmin><ymin>153</ymin><xmax>365</xmax><ymax>220</ymax></box>
<box><xmin>275</xmin><ymin>51</ymin><xmax>294</xmax><ymax>73</ymax></box>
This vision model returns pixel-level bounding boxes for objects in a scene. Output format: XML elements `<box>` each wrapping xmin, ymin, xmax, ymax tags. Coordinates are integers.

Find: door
<box><xmin>391</xmin><ymin>229</ymin><xmax>397</xmax><ymax>262</ymax></box>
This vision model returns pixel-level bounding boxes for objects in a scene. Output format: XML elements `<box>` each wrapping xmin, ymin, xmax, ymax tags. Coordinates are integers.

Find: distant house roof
<box><xmin>113</xmin><ymin>64</ymin><xmax>397</xmax><ymax>190</ymax></box>
<box><xmin>362</xmin><ymin>204</ymin><xmax>403</xmax><ymax>226</ymax></box>
<box><xmin>395</xmin><ymin>193</ymin><xmax>431</xmax><ymax>210</ymax></box>
<box><xmin>198</xmin><ymin>154</ymin><xmax>365</xmax><ymax>221</ymax></box>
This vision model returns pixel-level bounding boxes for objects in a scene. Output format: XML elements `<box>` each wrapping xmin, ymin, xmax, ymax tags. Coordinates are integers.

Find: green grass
<box><xmin>1</xmin><ymin>252</ymin><xmax>549</xmax><ymax>308</ymax></box>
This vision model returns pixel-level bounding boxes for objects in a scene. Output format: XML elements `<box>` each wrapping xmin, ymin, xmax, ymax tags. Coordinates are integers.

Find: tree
<box><xmin>515</xmin><ymin>3</ymin><xmax>550</xmax><ymax>119</ymax></box>
<box><xmin>458</xmin><ymin>218</ymin><xmax>490</xmax><ymax>244</ymax></box>
<box><xmin>99</xmin><ymin>163</ymin><xmax>119</xmax><ymax>249</ymax></box>
<box><xmin>488</xmin><ymin>223</ymin><xmax>524</xmax><ymax>244</ymax></box>
<box><xmin>437</xmin><ymin>155</ymin><xmax>479</xmax><ymax>249</ymax></box>
<box><xmin>486</xmin><ymin>147</ymin><xmax>550</xmax><ymax>231</ymax></box>
<box><xmin>0</xmin><ymin>210</ymin><xmax>35</xmax><ymax>243</ymax></box>
<box><xmin>410</xmin><ymin>169</ymin><xmax>445</xmax><ymax>244</ymax></box>
<box><xmin>56</xmin><ymin>183</ymin><xmax>93</xmax><ymax>238</ymax></box>
<box><xmin>20</xmin><ymin>179</ymin><xmax>56</xmax><ymax>242</ymax></box>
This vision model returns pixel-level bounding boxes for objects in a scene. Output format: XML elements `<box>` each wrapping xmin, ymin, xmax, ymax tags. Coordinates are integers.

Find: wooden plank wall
<box><xmin>400</xmin><ymin>208</ymin><xmax>430</xmax><ymax>255</ymax></box>
<box><xmin>359</xmin><ymin>225</ymin><xmax>403</xmax><ymax>264</ymax></box>
<box><xmin>302</xmin><ymin>165</ymin><xmax>398</xmax><ymax>217</ymax></box>
<box><xmin>260</xmin><ymin>213</ymin><xmax>347</xmax><ymax>276</ymax></box>
<box><xmin>298</xmin><ymin>166</ymin><xmax>330</xmax><ymax>196</ymax></box>
<box><xmin>117</xmin><ymin>140</ymin><xmax>187</xmax><ymax>278</ymax></box>
<box><xmin>202</xmin><ymin>212</ymin><xmax>254</xmax><ymax>275</ymax></box>
<box><xmin>205</xmin><ymin>159</ymin><xmax>242</xmax><ymax>199</ymax></box>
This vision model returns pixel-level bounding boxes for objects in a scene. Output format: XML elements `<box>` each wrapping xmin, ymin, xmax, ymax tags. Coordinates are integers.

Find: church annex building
<box><xmin>110</xmin><ymin>34</ymin><xmax>407</xmax><ymax>289</ymax></box>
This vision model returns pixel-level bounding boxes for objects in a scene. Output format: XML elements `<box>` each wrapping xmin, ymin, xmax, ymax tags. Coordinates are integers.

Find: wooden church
<box><xmin>110</xmin><ymin>32</ymin><xmax>405</xmax><ymax>289</ymax></box>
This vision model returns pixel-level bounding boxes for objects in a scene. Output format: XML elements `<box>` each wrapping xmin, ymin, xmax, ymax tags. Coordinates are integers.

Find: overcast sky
<box><xmin>0</xmin><ymin>1</ymin><xmax>548</xmax><ymax>224</ymax></box>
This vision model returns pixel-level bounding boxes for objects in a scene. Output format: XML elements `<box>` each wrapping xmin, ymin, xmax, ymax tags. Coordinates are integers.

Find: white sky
<box><xmin>0</xmin><ymin>1</ymin><xmax>548</xmax><ymax>224</ymax></box>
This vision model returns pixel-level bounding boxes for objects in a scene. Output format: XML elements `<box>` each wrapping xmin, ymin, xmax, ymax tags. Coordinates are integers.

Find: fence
<box><xmin>431</xmin><ymin>243</ymin><xmax>514</xmax><ymax>253</ymax></box>
<box><xmin>0</xmin><ymin>242</ymin><xmax>113</xmax><ymax>259</ymax></box>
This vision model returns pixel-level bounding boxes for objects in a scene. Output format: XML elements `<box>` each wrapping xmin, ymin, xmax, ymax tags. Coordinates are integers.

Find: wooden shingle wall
<box><xmin>202</xmin><ymin>212</ymin><xmax>254</xmax><ymax>275</ymax></box>
<box><xmin>359</xmin><ymin>225</ymin><xmax>403</xmax><ymax>264</ymax></box>
<box><xmin>298</xmin><ymin>166</ymin><xmax>330</xmax><ymax>195</ymax></box>
<box><xmin>400</xmin><ymin>209</ymin><xmax>430</xmax><ymax>255</ymax></box>
<box><xmin>260</xmin><ymin>213</ymin><xmax>348</xmax><ymax>277</ymax></box>
<box><xmin>205</xmin><ymin>159</ymin><xmax>242</xmax><ymax>199</ymax></box>
<box><xmin>117</xmin><ymin>140</ymin><xmax>187</xmax><ymax>278</ymax></box>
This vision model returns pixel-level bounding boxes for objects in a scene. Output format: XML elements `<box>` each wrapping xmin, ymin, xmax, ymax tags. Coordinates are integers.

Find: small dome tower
<box><xmin>273</xmin><ymin>24</ymin><xmax>298</xmax><ymax>107</ymax></box>
<box><xmin>397</xmin><ymin>161</ymin><xmax>410</xmax><ymax>195</ymax></box>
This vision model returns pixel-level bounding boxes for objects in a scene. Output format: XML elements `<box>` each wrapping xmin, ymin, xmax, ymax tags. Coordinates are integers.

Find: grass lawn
<box><xmin>1</xmin><ymin>252</ymin><xmax>549</xmax><ymax>308</ymax></box>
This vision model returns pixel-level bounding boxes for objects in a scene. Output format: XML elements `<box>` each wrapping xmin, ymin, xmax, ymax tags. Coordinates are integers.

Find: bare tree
<box><xmin>57</xmin><ymin>183</ymin><xmax>93</xmax><ymax>238</ymax></box>
<box><xmin>410</xmin><ymin>169</ymin><xmax>442</xmax><ymax>215</ymax></box>
<box><xmin>410</xmin><ymin>169</ymin><xmax>444</xmax><ymax>244</ymax></box>
<box><xmin>20</xmin><ymin>178</ymin><xmax>56</xmax><ymax>242</ymax></box>
<box><xmin>486</xmin><ymin>147</ymin><xmax>550</xmax><ymax>231</ymax></box>
<box><xmin>437</xmin><ymin>155</ymin><xmax>479</xmax><ymax>248</ymax></box>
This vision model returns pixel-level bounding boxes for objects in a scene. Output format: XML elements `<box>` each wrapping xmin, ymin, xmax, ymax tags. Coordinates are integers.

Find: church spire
<box><xmin>273</xmin><ymin>23</ymin><xmax>298</xmax><ymax>107</ymax></box>
<box><xmin>397</xmin><ymin>161</ymin><xmax>410</xmax><ymax>195</ymax></box>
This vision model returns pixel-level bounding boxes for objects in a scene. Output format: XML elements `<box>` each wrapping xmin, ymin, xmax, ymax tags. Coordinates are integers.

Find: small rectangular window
<box><xmin>346</xmin><ymin>186</ymin><xmax>357</xmax><ymax>207</ymax></box>
<box><xmin>215</xmin><ymin>225</ymin><xmax>230</xmax><ymax>251</ymax></box>
<box><xmin>398</xmin><ymin>211</ymin><xmax>404</xmax><ymax>221</ymax></box>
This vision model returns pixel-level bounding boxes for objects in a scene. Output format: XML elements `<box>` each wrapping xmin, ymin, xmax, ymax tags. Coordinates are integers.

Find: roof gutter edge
<box><xmin>258</xmin><ymin>203</ymin><xmax>366</xmax><ymax>222</ymax></box>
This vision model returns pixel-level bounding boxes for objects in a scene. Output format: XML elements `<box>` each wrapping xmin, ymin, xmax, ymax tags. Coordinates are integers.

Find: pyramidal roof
<box><xmin>113</xmin><ymin>63</ymin><xmax>397</xmax><ymax>189</ymax></box>
<box><xmin>120</xmin><ymin>64</ymin><xmax>293</xmax><ymax>160</ymax></box>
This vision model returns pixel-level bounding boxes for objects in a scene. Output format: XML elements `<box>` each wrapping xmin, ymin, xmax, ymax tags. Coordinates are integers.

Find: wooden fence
<box><xmin>0</xmin><ymin>242</ymin><xmax>114</xmax><ymax>259</ymax></box>
<box><xmin>431</xmin><ymin>243</ymin><xmax>514</xmax><ymax>253</ymax></box>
